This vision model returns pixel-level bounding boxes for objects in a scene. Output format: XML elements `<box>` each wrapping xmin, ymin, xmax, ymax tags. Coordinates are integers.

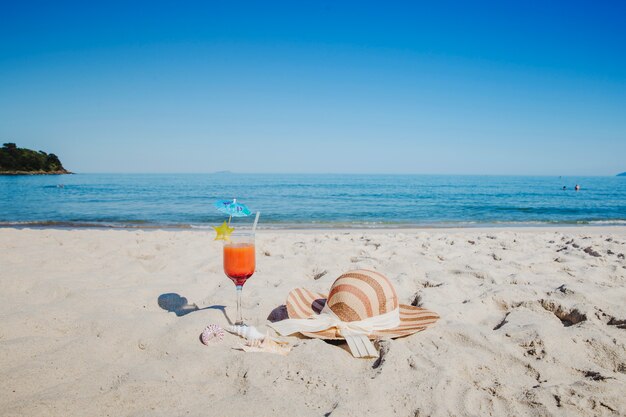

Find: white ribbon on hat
<box><xmin>268</xmin><ymin>303</ymin><xmax>400</xmax><ymax>358</ymax></box>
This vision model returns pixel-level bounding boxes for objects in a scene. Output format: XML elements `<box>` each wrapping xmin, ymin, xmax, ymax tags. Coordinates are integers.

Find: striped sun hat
<box><xmin>282</xmin><ymin>269</ymin><xmax>439</xmax><ymax>340</ymax></box>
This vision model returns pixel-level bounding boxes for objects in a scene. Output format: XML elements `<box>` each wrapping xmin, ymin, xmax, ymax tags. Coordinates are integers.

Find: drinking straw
<box><xmin>252</xmin><ymin>211</ymin><xmax>261</xmax><ymax>232</ymax></box>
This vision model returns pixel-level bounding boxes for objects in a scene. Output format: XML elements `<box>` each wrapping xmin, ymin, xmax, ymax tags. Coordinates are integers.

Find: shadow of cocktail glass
<box><xmin>157</xmin><ymin>293</ymin><xmax>232</xmax><ymax>324</ymax></box>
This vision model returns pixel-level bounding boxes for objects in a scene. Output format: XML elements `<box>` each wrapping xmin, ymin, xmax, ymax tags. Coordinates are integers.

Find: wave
<box><xmin>586</xmin><ymin>220</ymin><xmax>626</xmax><ymax>225</ymax></box>
<box><xmin>0</xmin><ymin>221</ymin><xmax>193</xmax><ymax>229</ymax></box>
<box><xmin>3</xmin><ymin>218</ymin><xmax>626</xmax><ymax>230</ymax></box>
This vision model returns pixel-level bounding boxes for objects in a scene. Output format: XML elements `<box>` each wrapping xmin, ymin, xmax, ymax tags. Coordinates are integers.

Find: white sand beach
<box><xmin>1</xmin><ymin>227</ymin><xmax>625</xmax><ymax>417</ymax></box>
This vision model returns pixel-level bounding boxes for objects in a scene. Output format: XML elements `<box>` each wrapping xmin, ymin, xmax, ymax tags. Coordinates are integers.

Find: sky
<box><xmin>1</xmin><ymin>1</ymin><xmax>625</xmax><ymax>175</ymax></box>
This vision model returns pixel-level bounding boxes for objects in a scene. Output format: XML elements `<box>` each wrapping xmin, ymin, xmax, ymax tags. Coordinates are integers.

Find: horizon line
<box><xmin>56</xmin><ymin>171</ymin><xmax>622</xmax><ymax>178</ymax></box>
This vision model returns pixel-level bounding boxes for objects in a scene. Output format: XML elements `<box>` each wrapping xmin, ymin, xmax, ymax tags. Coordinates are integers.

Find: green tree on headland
<box><xmin>0</xmin><ymin>143</ymin><xmax>70</xmax><ymax>174</ymax></box>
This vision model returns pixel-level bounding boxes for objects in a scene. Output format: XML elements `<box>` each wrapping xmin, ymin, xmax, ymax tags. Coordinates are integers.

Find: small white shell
<box><xmin>227</xmin><ymin>325</ymin><xmax>265</xmax><ymax>341</ymax></box>
<box><xmin>201</xmin><ymin>324</ymin><xmax>225</xmax><ymax>345</ymax></box>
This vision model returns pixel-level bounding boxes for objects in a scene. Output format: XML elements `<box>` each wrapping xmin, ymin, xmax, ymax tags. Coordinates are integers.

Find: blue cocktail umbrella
<box><xmin>214</xmin><ymin>199</ymin><xmax>252</xmax><ymax>226</ymax></box>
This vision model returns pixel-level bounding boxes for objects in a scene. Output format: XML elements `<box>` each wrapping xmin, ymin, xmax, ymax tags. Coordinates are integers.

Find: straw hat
<box><xmin>269</xmin><ymin>269</ymin><xmax>439</xmax><ymax>357</ymax></box>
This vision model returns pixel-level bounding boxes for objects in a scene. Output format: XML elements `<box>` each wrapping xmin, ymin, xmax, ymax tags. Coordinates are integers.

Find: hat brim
<box><xmin>285</xmin><ymin>288</ymin><xmax>439</xmax><ymax>340</ymax></box>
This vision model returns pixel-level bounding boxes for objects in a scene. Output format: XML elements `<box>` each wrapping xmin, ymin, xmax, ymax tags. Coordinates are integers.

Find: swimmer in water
<box><xmin>575</xmin><ymin>184</ymin><xmax>580</xmax><ymax>191</ymax></box>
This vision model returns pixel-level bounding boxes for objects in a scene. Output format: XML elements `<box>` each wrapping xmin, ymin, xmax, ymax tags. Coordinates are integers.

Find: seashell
<box><xmin>240</xmin><ymin>337</ymin><xmax>292</xmax><ymax>356</ymax></box>
<box><xmin>227</xmin><ymin>325</ymin><xmax>265</xmax><ymax>341</ymax></box>
<box><xmin>201</xmin><ymin>324</ymin><xmax>225</xmax><ymax>345</ymax></box>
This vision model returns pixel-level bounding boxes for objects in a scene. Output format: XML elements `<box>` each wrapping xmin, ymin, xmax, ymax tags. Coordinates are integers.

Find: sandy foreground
<box><xmin>1</xmin><ymin>227</ymin><xmax>625</xmax><ymax>417</ymax></box>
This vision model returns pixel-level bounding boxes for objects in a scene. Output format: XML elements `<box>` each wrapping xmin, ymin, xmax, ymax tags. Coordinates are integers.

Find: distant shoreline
<box><xmin>0</xmin><ymin>170</ymin><xmax>73</xmax><ymax>175</ymax></box>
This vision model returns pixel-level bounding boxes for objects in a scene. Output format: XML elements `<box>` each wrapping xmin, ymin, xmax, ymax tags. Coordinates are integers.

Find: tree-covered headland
<box><xmin>0</xmin><ymin>143</ymin><xmax>71</xmax><ymax>174</ymax></box>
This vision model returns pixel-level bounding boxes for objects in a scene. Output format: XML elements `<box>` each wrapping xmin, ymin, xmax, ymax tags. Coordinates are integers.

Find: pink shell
<box><xmin>201</xmin><ymin>324</ymin><xmax>225</xmax><ymax>345</ymax></box>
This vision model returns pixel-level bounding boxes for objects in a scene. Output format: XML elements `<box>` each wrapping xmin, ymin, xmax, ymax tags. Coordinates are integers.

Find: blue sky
<box><xmin>1</xmin><ymin>1</ymin><xmax>625</xmax><ymax>175</ymax></box>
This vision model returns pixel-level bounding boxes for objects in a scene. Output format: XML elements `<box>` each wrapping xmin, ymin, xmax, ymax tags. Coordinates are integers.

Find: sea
<box><xmin>1</xmin><ymin>173</ymin><xmax>625</xmax><ymax>229</ymax></box>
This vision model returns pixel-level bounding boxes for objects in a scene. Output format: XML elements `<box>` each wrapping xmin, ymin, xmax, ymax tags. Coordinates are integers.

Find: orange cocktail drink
<box><xmin>223</xmin><ymin>243</ymin><xmax>255</xmax><ymax>286</ymax></box>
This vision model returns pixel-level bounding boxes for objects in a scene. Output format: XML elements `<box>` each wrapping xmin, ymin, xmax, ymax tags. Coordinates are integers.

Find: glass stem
<box><xmin>235</xmin><ymin>285</ymin><xmax>243</xmax><ymax>325</ymax></box>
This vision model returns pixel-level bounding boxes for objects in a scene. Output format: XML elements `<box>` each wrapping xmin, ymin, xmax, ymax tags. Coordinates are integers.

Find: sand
<box><xmin>1</xmin><ymin>227</ymin><xmax>625</xmax><ymax>417</ymax></box>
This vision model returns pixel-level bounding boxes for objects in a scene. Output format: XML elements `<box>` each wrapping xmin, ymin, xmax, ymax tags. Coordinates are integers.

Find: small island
<box><xmin>0</xmin><ymin>143</ymin><xmax>71</xmax><ymax>175</ymax></box>
<box><xmin>618</xmin><ymin>172</ymin><xmax>626</xmax><ymax>177</ymax></box>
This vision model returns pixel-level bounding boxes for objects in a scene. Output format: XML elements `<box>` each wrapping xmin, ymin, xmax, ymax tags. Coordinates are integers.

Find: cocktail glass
<box><xmin>223</xmin><ymin>231</ymin><xmax>255</xmax><ymax>325</ymax></box>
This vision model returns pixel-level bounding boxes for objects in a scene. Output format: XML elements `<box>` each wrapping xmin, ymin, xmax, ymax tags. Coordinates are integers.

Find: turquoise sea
<box><xmin>1</xmin><ymin>174</ymin><xmax>625</xmax><ymax>228</ymax></box>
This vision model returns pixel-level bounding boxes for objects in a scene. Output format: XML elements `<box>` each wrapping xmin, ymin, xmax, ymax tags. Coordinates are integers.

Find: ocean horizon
<box><xmin>2</xmin><ymin>173</ymin><xmax>625</xmax><ymax>229</ymax></box>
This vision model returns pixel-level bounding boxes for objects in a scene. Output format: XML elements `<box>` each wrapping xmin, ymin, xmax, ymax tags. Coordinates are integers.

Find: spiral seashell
<box><xmin>240</xmin><ymin>337</ymin><xmax>292</xmax><ymax>356</ymax></box>
<box><xmin>201</xmin><ymin>324</ymin><xmax>225</xmax><ymax>345</ymax></box>
<box><xmin>227</xmin><ymin>325</ymin><xmax>265</xmax><ymax>341</ymax></box>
